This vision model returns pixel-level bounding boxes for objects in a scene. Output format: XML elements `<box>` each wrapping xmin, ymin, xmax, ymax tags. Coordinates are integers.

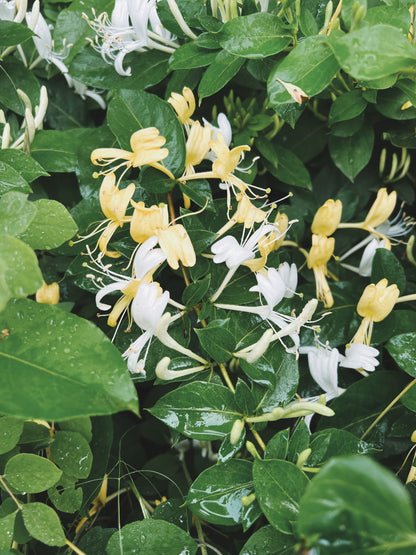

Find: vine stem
<box><xmin>360</xmin><ymin>378</ymin><xmax>416</xmax><ymax>440</ymax></box>
<box><xmin>248</xmin><ymin>425</ymin><xmax>266</xmax><ymax>452</ymax></box>
<box><xmin>219</xmin><ymin>362</ymin><xmax>235</xmax><ymax>392</ymax></box>
<box><xmin>180</xmin><ymin>458</ymin><xmax>208</xmax><ymax>555</ymax></box>
<box><xmin>65</xmin><ymin>540</ymin><xmax>86</xmax><ymax>555</ymax></box>
<box><xmin>0</xmin><ymin>475</ymin><xmax>22</xmax><ymax>510</ymax></box>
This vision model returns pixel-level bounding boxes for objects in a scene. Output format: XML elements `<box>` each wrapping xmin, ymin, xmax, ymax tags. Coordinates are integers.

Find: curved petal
<box><xmin>95</xmin><ymin>280</ymin><xmax>127</xmax><ymax>310</ymax></box>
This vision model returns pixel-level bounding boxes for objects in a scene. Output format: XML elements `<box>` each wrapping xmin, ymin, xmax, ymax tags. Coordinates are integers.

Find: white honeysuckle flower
<box><xmin>86</xmin><ymin>0</ymin><xmax>177</xmax><ymax>77</ymax></box>
<box><xmin>250</xmin><ymin>262</ymin><xmax>298</xmax><ymax>313</ymax></box>
<box><xmin>123</xmin><ymin>281</ymin><xmax>170</xmax><ymax>374</ymax></box>
<box><xmin>26</xmin><ymin>7</ymin><xmax>69</xmax><ymax>73</ymax></box>
<box><xmin>358</xmin><ymin>238</ymin><xmax>386</xmax><ymax>276</ymax></box>
<box><xmin>256</xmin><ymin>0</ymin><xmax>269</xmax><ymax>11</ymax></box>
<box><xmin>155</xmin><ymin>313</ymin><xmax>208</xmax><ymax>364</ymax></box>
<box><xmin>64</xmin><ymin>75</ymin><xmax>106</xmax><ymax>110</ymax></box>
<box><xmin>299</xmin><ymin>345</ymin><xmax>345</xmax><ymax>399</ymax></box>
<box><xmin>340</xmin><ymin>343</ymin><xmax>380</xmax><ymax>373</ymax></box>
<box><xmin>0</xmin><ymin>0</ymin><xmax>15</xmax><ymax>20</ymax></box>
<box><xmin>203</xmin><ymin>113</ymin><xmax>232</xmax><ymax>162</ymax></box>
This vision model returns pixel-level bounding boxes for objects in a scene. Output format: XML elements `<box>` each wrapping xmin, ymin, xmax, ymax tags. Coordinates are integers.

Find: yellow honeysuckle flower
<box><xmin>362</xmin><ymin>188</ymin><xmax>396</xmax><ymax>229</ymax></box>
<box><xmin>130</xmin><ymin>201</ymin><xmax>196</xmax><ymax>269</ymax></box>
<box><xmin>36</xmin><ymin>281</ymin><xmax>60</xmax><ymax>305</ymax></box>
<box><xmin>352</xmin><ymin>279</ymin><xmax>399</xmax><ymax>344</ymax></box>
<box><xmin>91</xmin><ymin>127</ymin><xmax>174</xmax><ymax>179</ymax></box>
<box><xmin>184</xmin><ymin>121</ymin><xmax>212</xmax><ymax>174</ymax></box>
<box><xmin>311</xmin><ymin>199</ymin><xmax>342</xmax><ymax>237</ymax></box>
<box><xmin>258</xmin><ymin>212</ymin><xmax>289</xmax><ymax>258</ymax></box>
<box><xmin>168</xmin><ymin>87</ymin><xmax>195</xmax><ymax>127</ymax></box>
<box><xmin>307</xmin><ymin>234</ymin><xmax>335</xmax><ymax>308</ymax></box>
<box><xmin>216</xmin><ymin>193</ymin><xmax>268</xmax><ymax>236</ymax></box>
<box><xmin>210</xmin><ymin>132</ymin><xmax>250</xmax><ymax>186</ymax></box>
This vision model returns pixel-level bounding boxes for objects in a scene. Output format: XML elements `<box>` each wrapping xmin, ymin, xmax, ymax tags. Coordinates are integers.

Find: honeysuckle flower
<box><xmin>155</xmin><ymin>357</ymin><xmax>209</xmax><ymax>381</ymax></box>
<box><xmin>250</xmin><ymin>263</ymin><xmax>298</xmax><ymax>312</ymax></box>
<box><xmin>123</xmin><ymin>281</ymin><xmax>169</xmax><ymax>374</ymax></box>
<box><xmin>64</xmin><ymin>75</ymin><xmax>106</xmax><ymax>110</ymax></box>
<box><xmin>90</xmin><ymin>236</ymin><xmax>166</xmax><ymax>328</ymax></box>
<box><xmin>307</xmin><ymin>234</ymin><xmax>335</xmax><ymax>308</ymax></box>
<box><xmin>311</xmin><ymin>199</ymin><xmax>342</xmax><ymax>237</ymax></box>
<box><xmin>35</xmin><ymin>281</ymin><xmax>60</xmax><ymax>305</ymax></box>
<box><xmin>154</xmin><ymin>313</ymin><xmax>208</xmax><ymax>363</ymax></box>
<box><xmin>86</xmin><ymin>0</ymin><xmax>177</xmax><ymax>77</ymax></box>
<box><xmin>275</xmin><ymin>77</ymin><xmax>309</xmax><ymax>104</ymax></box>
<box><xmin>130</xmin><ymin>201</ymin><xmax>196</xmax><ymax>269</ymax></box>
<box><xmin>340</xmin><ymin>343</ymin><xmax>380</xmax><ymax>373</ymax></box>
<box><xmin>91</xmin><ymin>127</ymin><xmax>174</xmax><ymax>179</ymax></box>
<box><xmin>245</xmin><ymin>395</ymin><xmax>334</xmax><ymax>423</ymax></box>
<box><xmin>184</xmin><ymin>121</ymin><xmax>212</xmax><ymax>175</ymax></box>
<box><xmin>258</xmin><ymin>212</ymin><xmax>289</xmax><ymax>258</ymax></box>
<box><xmin>168</xmin><ymin>87</ymin><xmax>195</xmax><ymax>128</ymax></box>
<box><xmin>351</xmin><ymin>279</ymin><xmax>399</xmax><ymax>345</ymax></box>
<box><xmin>203</xmin><ymin>113</ymin><xmax>232</xmax><ymax>161</ymax></box>
<box><xmin>299</xmin><ymin>345</ymin><xmax>345</xmax><ymax>399</ymax></box>
<box><xmin>341</xmin><ymin>238</ymin><xmax>387</xmax><ymax>277</ymax></box>
<box><xmin>0</xmin><ymin>0</ymin><xmax>26</xmax><ymax>22</ymax></box>
<box><xmin>216</xmin><ymin>193</ymin><xmax>268</xmax><ymax>236</ymax></box>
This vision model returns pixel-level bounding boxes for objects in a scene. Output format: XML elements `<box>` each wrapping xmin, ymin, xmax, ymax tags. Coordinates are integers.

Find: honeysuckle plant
<box><xmin>1</xmin><ymin>1</ymin><xmax>416</xmax><ymax>554</ymax></box>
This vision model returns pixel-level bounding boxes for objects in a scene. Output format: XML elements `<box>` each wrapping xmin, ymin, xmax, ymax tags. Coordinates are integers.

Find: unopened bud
<box><xmin>411</xmin><ymin>430</ymin><xmax>416</xmax><ymax>443</ymax></box>
<box><xmin>230</xmin><ymin>419</ymin><xmax>245</xmax><ymax>445</ymax></box>
<box><xmin>241</xmin><ymin>493</ymin><xmax>256</xmax><ymax>506</ymax></box>
<box><xmin>36</xmin><ymin>281</ymin><xmax>60</xmax><ymax>305</ymax></box>
<box><xmin>296</xmin><ymin>448</ymin><xmax>312</xmax><ymax>468</ymax></box>
<box><xmin>246</xmin><ymin>441</ymin><xmax>260</xmax><ymax>459</ymax></box>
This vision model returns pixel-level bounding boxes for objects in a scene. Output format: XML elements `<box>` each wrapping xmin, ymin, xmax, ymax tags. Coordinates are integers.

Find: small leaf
<box><xmin>0</xmin><ymin>417</ymin><xmax>24</xmax><ymax>455</ymax></box>
<box><xmin>0</xmin><ymin>161</ymin><xmax>31</xmax><ymax>195</ymax></box>
<box><xmin>50</xmin><ymin>431</ymin><xmax>92</xmax><ymax>479</ymax></box>
<box><xmin>198</xmin><ymin>50</ymin><xmax>245</xmax><ymax>100</ymax></box>
<box><xmin>182</xmin><ymin>275</ymin><xmax>211</xmax><ymax>306</ymax></box>
<box><xmin>329</xmin><ymin>90</ymin><xmax>367</xmax><ymax>124</ymax></box>
<box><xmin>329</xmin><ymin>120</ymin><xmax>374</xmax><ymax>181</ymax></box>
<box><xmin>387</xmin><ymin>333</ymin><xmax>416</xmax><ymax>378</ymax></box>
<box><xmin>240</xmin><ymin>524</ymin><xmax>296</xmax><ymax>555</ymax></box>
<box><xmin>5</xmin><ymin>453</ymin><xmax>62</xmax><ymax>493</ymax></box>
<box><xmin>169</xmin><ymin>41</ymin><xmax>218</xmax><ymax>69</ymax></box>
<box><xmin>0</xmin><ymin>192</ymin><xmax>37</xmax><ymax>237</ymax></box>
<box><xmin>195</xmin><ymin>319</ymin><xmax>235</xmax><ymax>363</ymax></box>
<box><xmin>21</xmin><ymin>503</ymin><xmax>66</xmax><ymax>546</ymax></box>
<box><xmin>371</xmin><ymin>249</ymin><xmax>406</xmax><ymax>294</ymax></box>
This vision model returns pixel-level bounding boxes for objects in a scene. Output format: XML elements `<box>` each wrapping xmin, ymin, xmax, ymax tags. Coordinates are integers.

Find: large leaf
<box><xmin>371</xmin><ymin>249</ymin><xmax>406</xmax><ymax>295</ymax></box>
<box><xmin>240</xmin><ymin>525</ymin><xmax>296</xmax><ymax>555</ymax></box>
<box><xmin>0</xmin><ymin>299</ymin><xmax>138</xmax><ymax>420</ymax></box>
<box><xmin>0</xmin><ymin>58</ymin><xmax>40</xmax><ymax>116</ymax></box>
<box><xmin>387</xmin><ymin>333</ymin><xmax>416</xmax><ymax>378</ymax></box>
<box><xmin>297</xmin><ymin>455</ymin><xmax>416</xmax><ymax>552</ymax></box>
<box><xmin>329</xmin><ymin>120</ymin><xmax>374</xmax><ymax>181</ymax></box>
<box><xmin>0</xmin><ymin>20</ymin><xmax>33</xmax><ymax>46</ymax></box>
<box><xmin>149</xmin><ymin>381</ymin><xmax>242</xmax><ymax>440</ymax></box>
<box><xmin>0</xmin><ymin>161</ymin><xmax>31</xmax><ymax>195</ymax></box>
<box><xmin>4</xmin><ymin>453</ymin><xmax>62</xmax><ymax>493</ymax></box>
<box><xmin>219</xmin><ymin>13</ymin><xmax>292</xmax><ymax>58</ymax></box>
<box><xmin>107</xmin><ymin>89</ymin><xmax>185</xmax><ymax>178</ymax></box>
<box><xmin>198</xmin><ymin>50</ymin><xmax>245</xmax><ymax>100</ymax></box>
<box><xmin>0</xmin><ymin>150</ymin><xmax>48</xmax><ymax>183</ymax></box>
<box><xmin>21</xmin><ymin>503</ymin><xmax>66</xmax><ymax>547</ymax></box>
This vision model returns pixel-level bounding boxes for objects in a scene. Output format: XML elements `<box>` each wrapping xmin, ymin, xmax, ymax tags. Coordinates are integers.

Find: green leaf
<box><xmin>363</xmin><ymin>6</ymin><xmax>411</xmax><ymax>35</ymax></box>
<box><xmin>0</xmin><ymin>510</ymin><xmax>17</xmax><ymax>551</ymax></box>
<box><xmin>0</xmin><ymin>417</ymin><xmax>23</xmax><ymax>455</ymax></box>
<box><xmin>0</xmin><ymin>298</ymin><xmax>139</xmax><ymax>420</ymax></box>
<box><xmin>50</xmin><ymin>431</ymin><xmax>92</xmax><ymax>479</ymax></box>
<box><xmin>182</xmin><ymin>275</ymin><xmax>211</xmax><ymax>306</ymax></box>
<box><xmin>0</xmin><ymin>150</ymin><xmax>48</xmax><ymax>182</ymax></box>
<box><xmin>5</xmin><ymin>453</ymin><xmax>62</xmax><ymax>493</ymax></box>
<box><xmin>169</xmin><ymin>42</ymin><xmax>218</xmax><ymax>69</ymax></box>
<box><xmin>253</xmin><ymin>458</ymin><xmax>308</xmax><ymax>534</ymax></box>
<box><xmin>178</xmin><ymin>178</ymin><xmax>215</xmax><ymax>211</ymax></box>
<box><xmin>21</xmin><ymin>503</ymin><xmax>66</xmax><ymax>546</ymax></box>
<box><xmin>0</xmin><ymin>161</ymin><xmax>31</xmax><ymax>195</ymax></box>
<box><xmin>59</xmin><ymin>417</ymin><xmax>92</xmax><ymax>442</ymax></box>
<box><xmin>48</xmin><ymin>475</ymin><xmax>83</xmax><ymax>513</ymax></box>
<box><xmin>330</xmin><ymin>24</ymin><xmax>416</xmax><ymax>80</ymax></box>
<box><xmin>0</xmin><ymin>58</ymin><xmax>40</xmax><ymax>116</ymax></box>
<box><xmin>240</xmin><ymin>524</ymin><xmax>296</xmax><ymax>555</ymax></box>
<box><xmin>0</xmin><ymin>20</ymin><xmax>33</xmax><ymax>46</ymax></box>
<box><xmin>306</xmin><ymin>428</ymin><xmax>376</xmax><ymax>467</ymax></box>
<box><xmin>387</xmin><ymin>333</ymin><xmax>416</xmax><ymax>378</ymax></box>
<box><xmin>371</xmin><ymin>249</ymin><xmax>406</xmax><ymax>294</ymax></box>
<box><xmin>297</xmin><ymin>455</ymin><xmax>416</xmax><ymax>551</ymax></box>
<box><xmin>30</xmin><ymin>130</ymin><xmax>80</xmax><ymax>172</ymax></box>
<box><xmin>107</xmin><ymin>89</ymin><xmax>185</xmax><ymax>178</ymax></box>
<box><xmin>218</xmin><ymin>426</ymin><xmax>246</xmax><ymax>463</ymax></box>
<box><xmin>219</xmin><ymin>13</ymin><xmax>292</xmax><ymax>58</ymax></box>
<box><xmin>0</xmin><ymin>193</ymin><xmax>37</xmax><ymax>237</ymax></box>
<box><xmin>106</xmin><ymin>520</ymin><xmax>197</xmax><ymax>555</ymax></box>
<box><xmin>149</xmin><ymin>381</ymin><xmax>242</xmax><ymax>440</ymax></box>
<box><xmin>265</xmin><ymin>428</ymin><xmax>290</xmax><ymax>460</ymax></box>
<box><xmin>69</xmin><ymin>48</ymin><xmax>169</xmax><ymax>90</ymax></box>
<box><xmin>287</xmin><ymin>421</ymin><xmax>310</xmax><ymax>463</ymax></box>
<box><xmin>18</xmin><ymin>199</ymin><xmax>78</xmax><ymax>250</ymax></box>
<box><xmin>138</xmin><ymin>166</ymin><xmax>175</xmax><ymax>194</ymax></box>
<box><xmin>0</xmin><ymin>235</ymin><xmax>42</xmax><ymax>311</ymax></box>
<box><xmin>187</xmin><ymin>459</ymin><xmax>260</xmax><ymax>527</ymax></box>
<box><xmin>329</xmin><ymin>120</ymin><xmax>374</xmax><ymax>181</ymax></box>
<box><xmin>195</xmin><ymin>319</ymin><xmax>235</xmax><ymax>363</ymax></box>
<box><xmin>198</xmin><ymin>50</ymin><xmax>245</xmax><ymax>100</ymax></box>
<box><xmin>268</xmin><ymin>36</ymin><xmax>340</xmax><ymax>107</ymax></box>
<box><xmin>264</xmin><ymin>144</ymin><xmax>312</xmax><ymax>190</ymax></box>
<box><xmin>329</xmin><ymin>90</ymin><xmax>367</xmax><ymax>124</ymax></box>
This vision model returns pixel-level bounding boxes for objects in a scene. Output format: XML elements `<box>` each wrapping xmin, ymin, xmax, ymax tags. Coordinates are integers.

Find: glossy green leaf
<box><xmin>329</xmin><ymin>90</ymin><xmax>367</xmax><ymax>124</ymax></box>
<box><xmin>21</xmin><ymin>503</ymin><xmax>66</xmax><ymax>546</ymax></box>
<box><xmin>5</xmin><ymin>453</ymin><xmax>62</xmax><ymax>493</ymax></box>
<box><xmin>0</xmin><ymin>162</ymin><xmax>31</xmax><ymax>195</ymax></box>
<box><xmin>50</xmin><ymin>431</ymin><xmax>92</xmax><ymax>479</ymax></box>
<box><xmin>265</xmin><ymin>428</ymin><xmax>290</xmax><ymax>460</ymax></box>
<box><xmin>198</xmin><ymin>50</ymin><xmax>245</xmax><ymax>100</ymax></box>
<box><xmin>195</xmin><ymin>319</ymin><xmax>235</xmax><ymax>363</ymax></box>
<box><xmin>30</xmin><ymin>130</ymin><xmax>80</xmax><ymax>172</ymax></box>
<box><xmin>287</xmin><ymin>421</ymin><xmax>310</xmax><ymax>464</ymax></box>
<box><xmin>169</xmin><ymin>41</ymin><xmax>218</xmax><ymax>69</ymax></box>
<box><xmin>330</xmin><ymin>24</ymin><xmax>416</xmax><ymax>79</ymax></box>
<box><xmin>0</xmin><ymin>298</ymin><xmax>139</xmax><ymax>420</ymax></box>
<box><xmin>0</xmin><ymin>193</ymin><xmax>36</xmax><ymax>237</ymax></box>
<box><xmin>253</xmin><ymin>458</ymin><xmax>308</xmax><ymax>534</ymax></box>
<box><xmin>0</xmin><ymin>511</ymin><xmax>17</xmax><ymax>551</ymax></box>
<box><xmin>0</xmin><ymin>58</ymin><xmax>40</xmax><ymax>116</ymax></box>
<box><xmin>107</xmin><ymin>89</ymin><xmax>185</xmax><ymax>178</ymax></box>
<box><xmin>329</xmin><ymin>120</ymin><xmax>374</xmax><ymax>181</ymax></box>
<box><xmin>59</xmin><ymin>417</ymin><xmax>92</xmax><ymax>442</ymax></box>
<box><xmin>266</xmin><ymin>145</ymin><xmax>312</xmax><ymax>190</ymax></box>
<box><xmin>268</xmin><ymin>36</ymin><xmax>339</xmax><ymax>107</ymax></box>
<box><xmin>0</xmin><ymin>417</ymin><xmax>23</xmax><ymax>455</ymax></box>
<box><xmin>19</xmin><ymin>199</ymin><xmax>78</xmax><ymax>250</ymax></box>
<box><xmin>297</xmin><ymin>455</ymin><xmax>416</xmax><ymax>551</ymax></box>
<box><xmin>0</xmin><ymin>21</ymin><xmax>33</xmax><ymax>46</ymax></box>
<box><xmin>0</xmin><ymin>150</ymin><xmax>48</xmax><ymax>183</ymax></box>
<box><xmin>0</xmin><ymin>235</ymin><xmax>43</xmax><ymax>311</ymax></box>
<box><xmin>149</xmin><ymin>381</ymin><xmax>242</xmax><ymax>440</ymax></box>
<box><xmin>106</xmin><ymin>520</ymin><xmax>197</xmax><ymax>555</ymax></box>
<box><xmin>182</xmin><ymin>275</ymin><xmax>211</xmax><ymax>306</ymax></box>
<box><xmin>240</xmin><ymin>524</ymin><xmax>296</xmax><ymax>555</ymax></box>
<box><xmin>48</xmin><ymin>475</ymin><xmax>83</xmax><ymax>514</ymax></box>
<box><xmin>387</xmin><ymin>333</ymin><xmax>416</xmax><ymax>378</ymax></box>
<box><xmin>187</xmin><ymin>459</ymin><xmax>259</xmax><ymax>526</ymax></box>
<box><xmin>219</xmin><ymin>13</ymin><xmax>292</xmax><ymax>58</ymax></box>
<box><xmin>306</xmin><ymin>428</ymin><xmax>376</xmax><ymax>467</ymax></box>
<box><xmin>178</xmin><ymin>178</ymin><xmax>215</xmax><ymax>211</ymax></box>
<box><xmin>218</xmin><ymin>426</ymin><xmax>246</xmax><ymax>464</ymax></box>
<box><xmin>363</xmin><ymin>6</ymin><xmax>411</xmax><ymax>34</ymax></box>
<box><xmin>371</xmin><ymin>248</ymin><xmax>406</xmax><ymax>294</ymax></box>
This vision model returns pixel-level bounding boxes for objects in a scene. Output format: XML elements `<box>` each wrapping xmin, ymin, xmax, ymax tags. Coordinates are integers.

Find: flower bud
<box><xmin>296</xmin><ymin>448</ymin><xmax>312</xmax><ymax>468</ymax></box>
<box><xmin>168</xmin><ymin>87</ymin><xmax>196</xmax><ymax>125</ymax></box>
<box><xmin>311</xmin><ymin>199</ymin><xmax>342</xmax><ymax>236</ymax></box>
<box><xmin>130</xmin><ymin>201</ymin><xmax>169</xmax><ymax>244</ymax></box>
<box><xmin>412</xmin><ymin>430</ymin><xmax>416</xmax><ymax>443</ymax></box>
<box><xmin>241</xmin><ymin>493</ymin><xmax>256</xmax><ymax>506</ymax></box>
<box><xmin>230</xmin><ymin>419</ymin><xmax>245</xmax><ymax>445</ymax></box>
<box><xmin>363</xmin><ymin>188</ymin><xmax>396</xmax><ymax>229</ymax></box>
<box><xmin>307</xmin><ymin>235</ymin><xmax>335</xmax><ymax>268</ymax></box>
<box><xmin>357</xmin><ymin>279</ymin><xmax>399</xmax><ymax>322</ymax></box>
<box><xmin>36</xmin><ymin>281</ymin><xmax>60</xmax><ymax>305</ymax></box>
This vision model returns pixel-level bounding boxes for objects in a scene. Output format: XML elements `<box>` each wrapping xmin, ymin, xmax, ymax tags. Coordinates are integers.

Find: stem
<box><xmin>281</xmin><ymin>240</ymin><xmax>309</xmax><ymax>259</ymax></box>
<box><xmin>65</xmin><ymin>540</ymin><xmax>86</xmax><ymax>555</ymax></box>
<box><xmin>219</xmin><ymin>362</ymin><xmax>235</xmax><ymax>392</ymax></box>
<box><xmin>180</xmin><ymin>458</ymin><xmax>208</xmax><ymax>555</ymax></box>
<box><xmin>248</xmin><ymin>425</ymin><xmax>266</xmax><ymax>452</ymax></box>
<box><xmin>361</xmin><ymin>378</ymin><xmax>416</xmax><ymax>440</ymax></box>
<box><xmin>0</xmin><ymin>475</ymin><xmax>23</xmax><ymax>510</ymax></box>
